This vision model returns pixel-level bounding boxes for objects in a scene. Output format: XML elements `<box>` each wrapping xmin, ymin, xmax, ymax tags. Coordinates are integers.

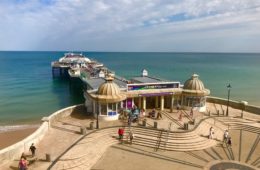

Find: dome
<box><xmin>97</xmin><ymin>77</ymin><xmax>121</xmax><ymax>96</ymax></box>
<box><xmin>89</xmin><ymin>77</ymin><xmax>126</xmax><ymax>103</ymax></box>
<box><xmin>183</xmin><ymin>74</ymin><xmax>210</xmax><ymax>95</ymax></box>
<box><xmin>184</xmin><ymin>74</ymin><xmax>205</xmax><ymax>90</ymax></box>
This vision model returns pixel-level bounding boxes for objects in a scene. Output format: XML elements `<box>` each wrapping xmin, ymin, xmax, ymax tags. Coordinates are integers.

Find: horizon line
<box><xmin>0</xmin><ymin>50</ymin><xmax>260</xmax><ymax>54</ymax></box>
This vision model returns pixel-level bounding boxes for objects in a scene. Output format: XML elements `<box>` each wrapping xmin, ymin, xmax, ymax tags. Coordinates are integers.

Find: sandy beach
<box><xmin>0</xmin><ymin>127</ymin><xmax>38</xmax><ymax>150</ymax></box>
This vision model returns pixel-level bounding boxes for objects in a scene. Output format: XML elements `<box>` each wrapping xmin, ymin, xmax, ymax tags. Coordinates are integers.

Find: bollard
<box><xmin>192</xmin><ymin>118</ymin><xmax>196</xmax><ymax>125</ymax></box>
<box><xmin>46</xmin><ymin>154</ymin><xmax>51</xmax><ymax>162</ymax></box>
<box><xmin>89</xmin><ymin>122</ymin><xmax>94</xmax><ymax>130</ymax></box>
<box><xmin>154</xmin><ymin>121</ymin><xmax>158</xmax><ymax>129</ymax></box>
<box><xmin>142</xmin><ymin>119</ymin><xmax>147</xmax><ymax>127</ymax></box>
<box><xmin>80</xmin><ymin>126</ymin><xmax>86</xmax><ymax>135</ymax></box>
<box><xmin>184</xmin><ymin>123</ymin><xmax>189</xmax><ymax>130</ymax></box>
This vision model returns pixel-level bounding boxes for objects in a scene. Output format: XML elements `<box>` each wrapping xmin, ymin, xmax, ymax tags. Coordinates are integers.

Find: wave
<box><xmin>0</xmin><ymin>124</ymin><xmax>40</xmax><ymax>133</ymax></box>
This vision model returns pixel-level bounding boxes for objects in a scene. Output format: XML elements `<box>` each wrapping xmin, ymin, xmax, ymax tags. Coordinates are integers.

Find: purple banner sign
<box><xmin>138</xmin><ymin>92</ymin><xmax>173</xmax><ymax>97</ymax></box>
<box><xmin>127</xmin><ymin>82</ymin><xmax>179</xmax><ymax>91</ymax></box>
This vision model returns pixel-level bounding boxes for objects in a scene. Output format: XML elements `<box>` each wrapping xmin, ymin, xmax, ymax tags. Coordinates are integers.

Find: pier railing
<box><xmin>207</xmin><ymin>96</ymin><xmax>260</xmax><ymax>115</ymax></box>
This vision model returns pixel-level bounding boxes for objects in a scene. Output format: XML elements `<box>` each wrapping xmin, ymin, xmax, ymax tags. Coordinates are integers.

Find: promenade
<box><xmin>1</xmin><ymin>105</ymin><xmax>259</xmax><ymax>170</ymax></box>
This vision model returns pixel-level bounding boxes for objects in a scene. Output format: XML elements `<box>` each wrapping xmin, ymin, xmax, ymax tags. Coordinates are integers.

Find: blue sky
<box><xmin>0</xmin><ymin>0</ymin><xmax>260</xmax><ymax>52</ymax></box>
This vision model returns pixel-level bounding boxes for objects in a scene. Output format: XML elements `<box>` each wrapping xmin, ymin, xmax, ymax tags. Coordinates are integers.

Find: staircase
<box><xmin>44</xmin><ymin>116</ymin><xmax>259</xmax><ymax>170</ymax></box>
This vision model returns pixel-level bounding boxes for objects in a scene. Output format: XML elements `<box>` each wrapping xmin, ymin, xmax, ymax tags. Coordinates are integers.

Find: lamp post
<box><xmin>96</xmin><ymin>101</ymin><xmax>99</xmax><ymax>129</ymax></box>
<box><xmin>226</xmin><ymin>84</ymin><xmax>232</xmax><ymax>116</ymax></box>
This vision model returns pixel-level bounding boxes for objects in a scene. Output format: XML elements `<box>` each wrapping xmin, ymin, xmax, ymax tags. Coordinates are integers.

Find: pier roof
<box><xmin>86</xmin><ymin>77</ymin><xmax>127</xmax><ymax>90</ymax></box>
<box><xmin>130</xmin><ymin>76</ymin><xmax>167</xmax><ymax>84</ymax></box>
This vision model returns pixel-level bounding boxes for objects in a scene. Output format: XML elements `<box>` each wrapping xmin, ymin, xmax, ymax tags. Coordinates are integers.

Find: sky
<box><xmin>0</xmin><ymin>0</ymin><xmax>260</xmax><ymax>52</ymax></box>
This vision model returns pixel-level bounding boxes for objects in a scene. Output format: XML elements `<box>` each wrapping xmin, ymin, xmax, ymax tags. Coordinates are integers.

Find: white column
<box><xmin>138</xmin><ymin>97</ymin><xmax>142</xmax><ymax>109</ymax></box>
<box><xmin>160</xmin><ymin>96</ymin><xmax>164</xmax><ymax>111</ymax></box>
<box><xmin>170</xmin><ymin>95</ymin><xmax>174</xmax><ymax>112</ymax></box>
<box><xmin>155</xmin><ymin>96</ymin><xmax>159</xmax><ymax>108</ymax></box>
<box><xmin>98</xmin><ymin>104</ymin><xmax>101</xmax><ymax>116</ymax></box>
<box><xmin>143</xmin><ymin>97</ymin><xmax>146</xmax><ymax>110</ymax></box>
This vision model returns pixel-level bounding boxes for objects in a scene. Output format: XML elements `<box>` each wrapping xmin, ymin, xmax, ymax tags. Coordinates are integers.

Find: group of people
<box><xmin>208</xmin><ymin>127</ymin><xmax>232</xmax><ymax>147</ymax></box>
<box><xmin>118</xmin><ymin>127</ymin><xmax>134</xmax><ymax>144</ymax></box>
<box><xmin>18</xmin><ymin>143</ymin><xmax>36</xmax><ymax>170</ymax></box>
<box><xmin>148</xmin><ymin>108</ymin><xmax>162</xmax><ymax>119</ymax></box>
<box><xmin>125</xmin><ymin>106</ymin><xmax>164</xmax><ymax>126</ymax></box>
<box><xmin>223</xmin><ymin>129</ymin><xmax>232</xmax><ymax>147</ymax></box>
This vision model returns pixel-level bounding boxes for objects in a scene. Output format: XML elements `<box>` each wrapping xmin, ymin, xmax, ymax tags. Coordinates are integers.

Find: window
<box><xmin>101</xmin><ymin>104</ymin><xmax>107</xmax><ymax>115</ymax></box>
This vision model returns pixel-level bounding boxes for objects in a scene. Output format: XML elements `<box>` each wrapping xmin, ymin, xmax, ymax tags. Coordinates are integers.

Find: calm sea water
<box><xmin>0</xmin><ymin>51</ymin><xmax>260</xmax><ymax>125</ymax></box>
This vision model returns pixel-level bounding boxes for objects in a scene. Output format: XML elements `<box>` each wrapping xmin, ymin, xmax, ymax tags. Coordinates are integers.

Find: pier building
<box><xmin>51</xmin><ymin>52</ymin><xmax>103</xmax><ymax>77</ymax></box>
<box><xmin>84</xmin><ymin>70</ymin><xmax>210</xmax><ymax>121</ymax></box>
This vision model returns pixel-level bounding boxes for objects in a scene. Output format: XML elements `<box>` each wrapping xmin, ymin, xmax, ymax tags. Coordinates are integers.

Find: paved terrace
<box><xmin>2</xmin><ymin>105</ymin><xmax>260</xmax><ymax>170</ymax></box>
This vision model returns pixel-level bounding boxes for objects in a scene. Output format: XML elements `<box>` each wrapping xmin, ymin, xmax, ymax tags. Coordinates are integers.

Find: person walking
<box><xmin>177</xmin><ymin>103</ymin><xmax>180</xmax><ymax>113</ymax></box>
<box><xmin>29</xmin><ymin>143</ymin><xmax>36</xmax><ymax>157</ymax></box>
<box><xmin>209</xmin><ymin>127</ymin><xmax>214</xmax><ymax>139</ymax></box>
<box><xmin>227</xmin><ymin>137</ymin><xmax>232</xmax><ymax>147</ymax></box>
<box><xmin>223</xmin><ymin>130</ymin><xmax>229</xmax><ymax>143</ymax></box>
<box><xmin>18</xmin><ymin>157</ymin><xmax>28</xmax><ymax>170</ymax></box>
<box><xmin>190</xmin><ymin>108</ymin><xmax>193</xmax><ymax>118</ymax></box>
<box><xmin>178</xmin><ymin>112</ymin><xmax>183</xmax><ymax>121</ymax></box>
<box><xmin>157</xmin><ymin>111</ymin><xmax>162</xmax><ymax>119</ymax></box>
<box><xmin>129</xmin><ymin>130</ymin><xmax>134</xmax><ymax>144</ymax></box>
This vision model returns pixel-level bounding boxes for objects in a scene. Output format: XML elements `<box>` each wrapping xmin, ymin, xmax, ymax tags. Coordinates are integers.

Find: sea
<box><xmin>0</xmin><ymin>51</ymin><xmax>260</xmax><ymax>128</ymax></box>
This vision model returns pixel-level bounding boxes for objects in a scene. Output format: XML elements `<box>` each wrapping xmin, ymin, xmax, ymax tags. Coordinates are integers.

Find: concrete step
<box><xmin>133</xmin><ymin>139</ymin><xmax>216</xmax><ymax>151</ymax></box>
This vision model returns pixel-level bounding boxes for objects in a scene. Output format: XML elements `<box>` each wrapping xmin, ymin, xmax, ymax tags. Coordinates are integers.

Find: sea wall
<box><xmin>0</xmin><ymin>104</ymin><xmax>85</xmax><ymax>165</ymax></box>
<box><xmin>207</xmin><ymin>96</ymin><xmax>260</xmax><ymax>115</ymax></box>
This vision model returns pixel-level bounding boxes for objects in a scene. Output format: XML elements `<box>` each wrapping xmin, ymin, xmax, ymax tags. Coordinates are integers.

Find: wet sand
<box><xmin>0</xmin><ymin>127</ymin><xmax>38</xmax><ymax>150</ymax></box>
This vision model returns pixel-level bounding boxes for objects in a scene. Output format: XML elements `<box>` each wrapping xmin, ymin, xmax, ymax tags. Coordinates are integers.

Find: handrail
<box><xmin>154</xmin><ymin>130</ymin><xmax>163</xmax><ymax>151</ymax></box>
<box><xmin>181</xmin><ymin>110</ymin><xmax>194</xmax><ymax>122</ymax></box>
<box><xmin>162</xmin><ymin>122</ymin><xmax>172</xmax><ymax>151</ymax></box>
<box><xmin>161</xmin><ymin>110</ymin><xmax>183</xmax><ymax>128</ymax></box>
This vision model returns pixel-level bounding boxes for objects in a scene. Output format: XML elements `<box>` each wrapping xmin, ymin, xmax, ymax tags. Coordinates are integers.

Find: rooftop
<box><xmin>85</xmin><ymin>77</ymin><xmax>127</xmax><ymax>90</ymax></box>
<box><xmin>131</xmin><ymin>76</ymin><xmax>168</xmax><ymax>84</ymax></box>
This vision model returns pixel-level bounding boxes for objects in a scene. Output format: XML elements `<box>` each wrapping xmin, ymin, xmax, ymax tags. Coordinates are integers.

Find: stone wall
<box><xmin>207</xmin><ymin>96</ymin><xmax>260</xmax><ymax>115</ymax></box>
<box><xmin>0</xmin><ymin>104</ymin><xmax>85</xmax><ymax>165</ymax></box>
<box><xmin>0</xmin><ymin>122</ymin><xmax>48</xmax><ymax>165</ymax></box>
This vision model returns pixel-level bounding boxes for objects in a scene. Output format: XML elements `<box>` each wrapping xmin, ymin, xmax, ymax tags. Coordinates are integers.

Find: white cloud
<box><xmin>0</xmin><ymin>0</ymin><xmax>260</xmax><ymax>52</ymax></box>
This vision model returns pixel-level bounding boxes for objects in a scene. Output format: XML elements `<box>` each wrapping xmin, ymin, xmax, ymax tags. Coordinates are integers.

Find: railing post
<box><xmin>142</xmin><ymin>119</ymin><xmax>147</xmax><ymax>127</ymax></box>
<box><xmin>154</xmin><ymin>121</ymin><xmax>158</xmax><ymax>129</ymax></box>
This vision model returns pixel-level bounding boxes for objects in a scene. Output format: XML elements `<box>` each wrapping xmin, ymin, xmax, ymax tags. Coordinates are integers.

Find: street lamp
<box><xmin>226</xmin><ymin>84</ymin><xmax>232</xmax><ymax>116</ymax></box>
<box><xmin>96</xmin><ymin>100</ymin><xmax>99</xmax><ymax>129</ymax></box>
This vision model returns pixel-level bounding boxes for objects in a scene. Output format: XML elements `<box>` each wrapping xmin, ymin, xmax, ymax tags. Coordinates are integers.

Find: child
<box><xmin>118</xmin><ymin>128</ymin><xmax>125</xmax><ymax>142</ymax></box>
